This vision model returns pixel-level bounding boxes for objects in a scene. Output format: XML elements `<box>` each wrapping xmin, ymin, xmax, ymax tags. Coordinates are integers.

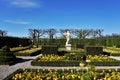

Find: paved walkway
<box><xmin>0</xmin><ymin>55</ymin><xmax>120</xmax><ymax>80</ymax></box>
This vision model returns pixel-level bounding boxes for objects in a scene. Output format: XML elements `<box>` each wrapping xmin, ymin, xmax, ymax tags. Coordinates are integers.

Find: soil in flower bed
<box><xmin>4</xmin><ymin>68</ymin><xmax>120</xmax><ymax>80</ymax></box>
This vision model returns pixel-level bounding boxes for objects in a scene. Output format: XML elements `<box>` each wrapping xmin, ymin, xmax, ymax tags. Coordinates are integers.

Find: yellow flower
<box><xmin>86</xmin><ymin>59</ymin><xmax>91</xmax><ymax>63</ymax></box>
<box><xmin>79</xmin><ymin>62</ymin><xmax>84</xmax><ymax>67</ymax></box>
<box><xmin>115</xmin><ymin>68</ymin><xmax>118</xmax><ymax>72</ymax></box>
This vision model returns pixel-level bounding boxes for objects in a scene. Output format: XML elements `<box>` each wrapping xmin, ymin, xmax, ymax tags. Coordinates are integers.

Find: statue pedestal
<box><xmin>66</xmin><ymin>44</ymin><xmax>72</xmax><ymax>50</ymax></box>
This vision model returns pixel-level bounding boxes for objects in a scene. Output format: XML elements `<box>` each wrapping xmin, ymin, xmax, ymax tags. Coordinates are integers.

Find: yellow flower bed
<box><xmin>17</xmin><ymin>47</ymin><xmax>41</xmax><ymax>54</ymax></box>
<box><xmin>38</xmin><ymin>54</ymin><xmax>66</xmax><ymax>61</ymax></box>
<box><xmin>86</xmin><ymin>55</ymin><xmax>115</xmax><ymax>62</ymax></box>
<box><xmin>11</xmin><ymin>69</ymin><xmax>120</xmax><ymax>80</ymax></box>
<box><xmin>104</xmin><ymin>47</ymin><xmax>120</xmax><ymax>54</ymax></box>
<box><xmin>10</xmin><ymin>46</ymin><xmax>30</xmax><ymax>52</ymax></box>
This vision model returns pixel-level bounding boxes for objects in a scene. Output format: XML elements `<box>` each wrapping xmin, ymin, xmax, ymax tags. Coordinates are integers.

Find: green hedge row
<box><xmin>31</xmin><ymin>60</ymin><xmax>120</xmax><ymax>66</ymax></box>
<box><xmin>85</xmin><ymin>46</ymin><xmax>103</xmax><ymax>55</ymax></box>
<box><xmin>0</xmin><ymin>46</ymin><xmax>16</xmax><ymax>65</ymax></box>
<box><xmin>88</xmin><ymin>61</ymin><xmax>120</xmax><ymax>66</ymax></box>
<box><xmin>0</xmin><ymin>36</ymin><xmax>31</xmax><ymax>48</ymax></box>
<box><xmin>39</xmin><ymin>38</ymin><xmax>120</xmax><ymax>48</ymax></box>
<box><xmin>42</xmin><ymin>45</ymin><xmax>58</xmax><ymax>54</ymax></box>
<box><xmin>31</xmin><ymin>58</ymin><xmax>120</xmax><ymax>66</ymax></box>
<box><xmin>14</xmin><ymin>48</ymin><xmax>41</xmax><ymax>56</ymax></box>
<box><xmin>110</xmin><ymin>53</ymin><xmax>120</xmax><ymax>56</ymax></box>
<box><xmin>31</xmin><ymin>60</ymin><xmax>80</xmax><ymax>66</ymax></box>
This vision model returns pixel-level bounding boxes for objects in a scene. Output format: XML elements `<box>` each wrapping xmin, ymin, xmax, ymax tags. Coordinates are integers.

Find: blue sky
<box><xmin>0</xmin><ymin>0</ymin><xmax>120</xmax><ymax>37</ymax></box>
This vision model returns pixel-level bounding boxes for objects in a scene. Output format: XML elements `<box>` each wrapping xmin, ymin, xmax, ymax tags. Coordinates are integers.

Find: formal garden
<box><xmin>1</xmin><ymin>36</ymin><xmax>120</xmax><ymax>80</ymax></box>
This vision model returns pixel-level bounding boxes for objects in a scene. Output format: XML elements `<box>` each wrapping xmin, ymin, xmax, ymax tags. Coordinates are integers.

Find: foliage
<box><xmin>104</xmin><ymin>47</ymin><xmax>120</xmax><ymax>56</ymax></box>
<box><xmin>0</xmin><ymin>36</ymin><xmax>31</xmax><ymax>48</ymax></box>
<box><xmin>10</xmin><ymin>46</ymin><xmax>31</xmax><ymax>52</ymax></box>
<box><xmin>31</xmin><ymin>49</ymin><xmax>120</xmax><ymax>66</ymax></box>
<box><xmin>85</xmin><ymin>46</ymin><xmax>103</xmax><ymax>55</ymax></box>
<box><xmin>42</xmin><ymin>45</ymin><xmax>58</xmax><ymax>54</ymax></box>
<box><xmin>4</xmin><ymin>69</ymin><xmax>120</xmax><ymax>80</ymax></box>
<box><xmin>15</xmin><ymin>47</ymin><xmax>41</xmax><ymax>56</ymax></box>
<box><xmin>0</xmin><ymin>46</ymin><xmax>16</xmax><ymax>65</ymax></box>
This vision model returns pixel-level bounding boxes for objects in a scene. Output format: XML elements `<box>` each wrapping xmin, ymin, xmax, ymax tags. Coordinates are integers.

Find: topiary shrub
<box><xmin>0</xmin><ymin>46</ymin><xmax>16</xmax><ymax>65</ymax></box>
<box><xmin>85</xmin><ymin>46</ymin><xmax>103</xmax><ymax>55</ymax></box>
<box><xmin>42</xmin><ymin>45</ymin><xmax>58</xmax><ymax>54</ymax></box>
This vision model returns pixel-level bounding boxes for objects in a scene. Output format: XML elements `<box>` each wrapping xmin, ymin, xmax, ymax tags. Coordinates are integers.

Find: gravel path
<box><xmin>0</xmin><ymin>55</ymin><xmax>120</xmax><ymax>80</ymax></box>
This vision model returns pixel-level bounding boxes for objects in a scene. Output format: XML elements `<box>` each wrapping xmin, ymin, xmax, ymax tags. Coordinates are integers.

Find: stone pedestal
<box><xmin>66</xmin><ymin>44</ymin><xmax>72</xmax><ymax>50</ymax></box>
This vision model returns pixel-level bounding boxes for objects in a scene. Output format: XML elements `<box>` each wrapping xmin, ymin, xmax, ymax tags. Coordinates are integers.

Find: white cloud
<box><xmin>9</xmin><ymin>0</ymin><xmax>39</xmax><ymax>8</ymax></box>
<box><xmin>4</xmin><ymin>20</ymin><xmax>31</xmax><ymax>24</ymax></box>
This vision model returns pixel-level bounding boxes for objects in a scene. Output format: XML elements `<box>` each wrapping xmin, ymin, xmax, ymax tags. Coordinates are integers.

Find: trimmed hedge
<box><xmin>88</xmin><ymin>61</ymin><xmax>120</xmax><ymax>66</ymax></box>
<box><xmin>110</xmin><ymin>53</ymin><xmax>120</xmax><ymax>56</ymax></box>
<box><xmin>0</xmin><ymin>36</ymin><xmax>31</xmax><ymax>48</ymax></box>
<box><xmin>10</xmin><ymin>46</ymin><xmax>31</xmax><ymax>52</ymax></box>
<box><xmin>14</xmin><ymin>48</ymin><xmax>41</xmax><ymax>56</ymax></box>
<box><xmin>31</xmin><ymin>60</ymin><xmax>80</xmax><ymax>66</ymax></box>
<box><xmin>31</xmin><ymin>59</ymin><xmax>120</xmax><ymax>66</ymax></box>
<box><xmin>76</xmin><ymin>43</ymin><xmax>85</xmax><ymax>49</ymax></box>
<box><xmin>0</xmin><ymin>46</ymin><xmax>16</xmax><ymax>65</ymax></box>
<box><xmin>42</xmin><ymin>45</ymin><xmax>58</xmax><ymax>54</ymax></box>
<box><xmin>39</xmin><ymin>38</ymin><xmax>120</xmax><ymax>48</ymax></box>
<box><xmin>85</xmin><ymin>46</ymin><xmax>103</xmax><ymax>55</ymax></box>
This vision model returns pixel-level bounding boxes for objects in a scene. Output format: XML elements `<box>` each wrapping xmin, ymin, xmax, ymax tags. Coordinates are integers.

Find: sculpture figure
<box><xmin>63</xmin><ymin>31</ymin><xmax>70</xmax><ymax>46</ymax></box>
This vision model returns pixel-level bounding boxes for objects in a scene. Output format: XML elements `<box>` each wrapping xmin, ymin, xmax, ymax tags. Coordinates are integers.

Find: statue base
<box><xmin>66</xmin><ymin>44</ymin><xmax>72</xmax><ymax>50</ymax></box>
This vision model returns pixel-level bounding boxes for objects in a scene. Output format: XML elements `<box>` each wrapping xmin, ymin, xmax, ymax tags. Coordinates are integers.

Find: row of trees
<box><xmin>1</xmin><ymin>28</ymin><xmax>120</xmax><ymax>39</ymax></box>
<box><xmin>28</xmin><ymin>28</ymin><xmax>104</xmax><ymax>46</ymax></box>
<box><xmin>28</xmin><ymin>28</ymin><xmax>104</xmax><ymax>39</ymax></box>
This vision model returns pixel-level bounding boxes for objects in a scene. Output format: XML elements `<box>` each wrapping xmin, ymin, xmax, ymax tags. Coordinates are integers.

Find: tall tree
<box><xmin>45</xmin><ymin>28</ymin><xmax>57</xmax><ymax>39</ymax></box>
<box><xmin>91</xmin><ymin>29</ymin><xmax>103</xmax><ymax>38</ymax></box>
<box><xmin>28</xmin><ymin>29</ymin><xmax>45</xmax><ymax>47</ymax></box>
<box><xmin>59</xmin><ymin>29</ymin><xmax>72</xmax><ymax>38</ymax></box>
<box><xmin>28</xmin><ymin>29</ymin><xmax>37</xmax><ymax>46</ymax></box>
<box><xmin>72</xmin><ymin>29</ymin><xmax>92</xmax><ymax>39</ymax></box>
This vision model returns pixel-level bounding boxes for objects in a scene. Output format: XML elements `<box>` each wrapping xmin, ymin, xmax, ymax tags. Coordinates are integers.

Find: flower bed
<box><xmin>14</xmin><ymin>48</ymin><xmax>41</xmax><ymax>56</ymax></box>
<box><xmin>10</xmin><ymin>46</ymin><xmax>31</xmax><ymax>52</ymax></box>
<box><xmin>4</xmin><ymin>68</ymin><xmax>120</xmax><ymax>80</ymax></box>
<box><xmin>31</xmin><ymin>53</ymin><xmax>120</xmax><ymax>66</ymax></box>
<box><xmin>31</xmin><ymin>54</ymin><xmax>81</xmax><ymax>66</ymax></box>
<box><xmin>104</xmin><ymin>47</ymin><xmax>120</xmax><ymax>56</ymax></box>
<box><xmin>86</xmin><ymin>55</ymin><xmax>120</xmax><ymax>66</ymax></box>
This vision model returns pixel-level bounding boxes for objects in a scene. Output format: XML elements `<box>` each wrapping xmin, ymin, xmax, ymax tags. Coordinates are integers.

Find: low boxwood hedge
<box><xmin>110</xmin><ymin>53</ymin><xmax>120</xmax><ymax>56</ymax></box>
<box><xmin>31</xmin><ymin>60</ymin><xmax>80</xmax><ymax>66</ymax></box>
<box><xmin>14</xmin><ymin>48</ymin><xmax>41</xmax><ymax>56</ymax></box>
<box><xmin>88</xmin><ymin>61</ymin><xmax>120</xmax><ymax>66</ymax></box>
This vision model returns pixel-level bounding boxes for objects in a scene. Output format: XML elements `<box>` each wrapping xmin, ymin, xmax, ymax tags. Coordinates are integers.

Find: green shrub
<box><xmin>0</xmin><ymin>46</ymin><xmax>16</xmax><ymax>65</ymax></box>
<box><xmin>0</xmin><ymin>36</ymin><xmax>31</xmax><ymax>48</ymax></box>
<box><xmin>85</xmin><ymin>46</ymin><xmax>103</xmax><ymax>55</ymax></box>
<box><xmin>42</xmin><ymin>45</ymin><xmax>58</xmax><ymax>54</ymax></box>
<box><xmin>76</xmin><ymin>43</ymin><xmax>85</xmax><ymax>49</ymax></box>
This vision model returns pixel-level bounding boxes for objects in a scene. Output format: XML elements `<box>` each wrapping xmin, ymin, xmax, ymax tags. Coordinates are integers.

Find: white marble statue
<box><xmin>63</xmin><ymin>31</ymin><xmax>70</xmax><ymax>46</ymax></box>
